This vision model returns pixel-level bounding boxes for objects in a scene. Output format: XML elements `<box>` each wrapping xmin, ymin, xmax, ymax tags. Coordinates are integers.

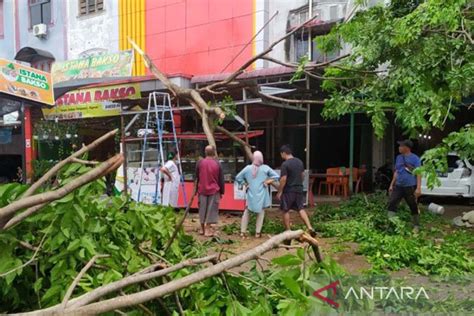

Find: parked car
<box><xmin>421</xmin><ymin>153</ymin><xmax>474</xmax><ymax>199</ymax></box>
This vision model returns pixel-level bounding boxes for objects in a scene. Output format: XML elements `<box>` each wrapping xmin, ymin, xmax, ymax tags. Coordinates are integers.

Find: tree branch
<box><xmin>214</xmin><ymin>126</ymin><xmax>254</xmax><ymax>160</ymax></box>
<box><xmin>0</xmin><ymin>229</ymin><xmax>49</xmax><ymax>277</ymax></box>
<box><xmin>18</xmin><ymin>240</ymin><xmax>39</xmax><ymax>252</ymax></box>
<box><xmin>332</xmin><ymin>65</ymin><xmax>387</xmax><ymax>74</ymax></box>
<box><xmin>258</xmin><ymin>92</ymin><xmax>325</xmax><ymax>105</ymax></box>
<box><xmin>3</xmin><ymin>203</ymin><xmax>47</xmax><ymax>230</ymax></box>
<box><xmin>66</xmin><ymin>254</ymin><xmax>218</xmax><ymax>309</ymax></box>
<box><xmin>227</xmin><ymin>271</ymin><xmax>286</xmax><ymax>299</ymax></box>
<box><xmin>202</xmin><ymin>17</ymin><xmax>320</xmax><ymax>92</ymax></box>
<box><xmin>61</xmin><ymin>254</ymin><xmax>110</xmax><ymax>311</ymax></box>
<box><xmin>71</xmin><ymin>158</ymin><xmax>100</xmax><ymax>165</ymax></box>
<box><xmin>0</xmin><ymin>155</ymin><xmax>123</xmax><ymax>229</ymax></box>
<box><xmin>63</xmin><ymin>230</ymin><xmax>304</xmax><ymax>315</ymax></box>
<box><xmin>22</xmin><ymin>129</ymin><xmax>118</xmax><ymax>198</ymax></box>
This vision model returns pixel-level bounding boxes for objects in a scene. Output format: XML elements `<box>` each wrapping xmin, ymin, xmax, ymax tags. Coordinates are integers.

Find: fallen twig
<box><xmin>61</xmin><ymin>254</ymin><xmax>110</xmax><ymax>311</ymax></box>
<box><xmin>71</xmin><ymin>158</ymin><xmax>100</xmax><ymax>165</ymax></box>
<box><xmin>0</xmin><ymin>227</ymin><xmax>50</xmax><ymax>277</ymax></box>
<box><xmin>300</xmin><ymin>233</ymin><xmax>323</xmax><ymax>263</ymax></box>
<box><xmin>227</xmin><ymin>271</ymin><xmax>286</xmax><ymax>299</ymax></box>
<box><xmin>163</xmin><ymin>185</ymin><xmax>198</xmax><ymax>253</ymax></box>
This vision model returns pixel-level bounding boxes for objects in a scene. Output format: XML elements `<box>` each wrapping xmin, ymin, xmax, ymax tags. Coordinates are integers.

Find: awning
<box><xmin>191</xmin><ymin>66</ymin><xmax>295</xmax><ymax>84</ymax></box>
<box><xmin>123</xmin><ymin>130</ymin><xmax>264</xmax><ymax>142</ymax></box>
<box><xmin>14</xmin><ymin>47</ymin><xmax>55</xmax><ymax>63</ymax></box>
<box><xmin>0</xmin><ymin>95</ymin><xmax>22</xmax><ymax>116</ymax></box>
<box><xmin>53</xmin><ymin>75</ymin><xmax>191</xmax><ymax>100</ymax></box>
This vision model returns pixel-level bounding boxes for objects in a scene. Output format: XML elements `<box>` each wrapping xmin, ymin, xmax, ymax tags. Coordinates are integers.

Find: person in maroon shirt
<box><xmin>195</xmin><ymin>145</ymin><xmax>225</xmax><ymax>237</ymax></box>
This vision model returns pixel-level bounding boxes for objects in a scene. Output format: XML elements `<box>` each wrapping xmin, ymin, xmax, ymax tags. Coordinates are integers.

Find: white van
<box><xmin>421</xmin><ymin>153</ymin><xmax>474</xmax><ymax>198</ymax></box>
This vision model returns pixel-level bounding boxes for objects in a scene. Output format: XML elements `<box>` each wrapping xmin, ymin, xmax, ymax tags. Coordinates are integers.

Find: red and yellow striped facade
<box><xmin>119</xmin><ymin>0</ymin><xmax>258</xmax><ymax>76</ymax></box>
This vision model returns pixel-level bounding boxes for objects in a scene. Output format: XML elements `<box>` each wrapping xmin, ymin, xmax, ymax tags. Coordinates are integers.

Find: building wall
<box><xmin>0</xmin><ymin>0</ymin><xmax>16</xmax><ymax>59</ymax></box>
<box><xmin>16</xmin><ymin>0</ymin><xmax>67</xmax><ymax>62</ymax></box>
<box><xmin>267</xmin><ymin>0</ymin><xmax>307</xmax><ymax>62</ymax></box>
<box><xmin>119</xmin><ymin>0</ymin><xmax>146</xmax><ymax>76</ymax></box>
<box><xmin>67</xmin><ymin>0</ymin><xmax>119</xmax><ymax>60</ymax></box>
<box><xmin>144</xmin><ymin>0</ymin><xmax>256</xmax><ymax>75</ymax></box>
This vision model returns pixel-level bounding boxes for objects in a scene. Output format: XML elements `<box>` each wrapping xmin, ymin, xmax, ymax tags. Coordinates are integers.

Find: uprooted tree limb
<box><xmin>22</xmin><ymin>129</ymin><xmax>118</xmax><ymax>198</ymax></box>
<box><xmin>128</xmin><ymin>16</ymin><xmax>348</xmax><ymax>160</ymax></box>
<box><xmin>0</xmin><ymin>131</ymin><xmax>122</xmax><ymax>230</ymax></box>
<box><xmin>20</xmin><ymin>230</ymin><xmax>322</xmax><ymax>315</ymax></box>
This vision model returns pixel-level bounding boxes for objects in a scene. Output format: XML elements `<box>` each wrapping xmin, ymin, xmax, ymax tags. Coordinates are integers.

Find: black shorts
<box><xmin>280</xmin><ymin>192</ymin><xmax>305</xmax><ymax>212</ymax></box>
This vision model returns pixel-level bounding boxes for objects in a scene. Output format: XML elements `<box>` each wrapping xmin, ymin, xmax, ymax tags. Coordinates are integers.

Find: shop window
<box><xmin>79</xmin><ymin>0</ymin><xmax>104</xmax><ymax>16</ymax></box>
<box><xmin>0</xmin><ymin>0</ymin><xmax>4</xmax><ymax>37</ymax></box>
<box><xmin>31</xmin><ymin>59</ymin><xmax>52</xmax><ymax>72</ymax></box>
<box><xmin>29</xmin><ymin>0</ymin><xmax>52</xmax><ymax>26</ymax></box>
<box><xmin>294</xmin><ymin>34</ymin><xmax>340</xmax><ymax>63</ymax></box>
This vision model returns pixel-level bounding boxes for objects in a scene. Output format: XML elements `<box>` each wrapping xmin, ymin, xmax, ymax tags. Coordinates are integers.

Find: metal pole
<box><xmin>349</xmin><ymin>111</ymin><xmax>355</xmax><ymax>192</ymax></box>
<box><xmin>306</xmin><ymin>105</ymin><xmax>310</xmax><ymax>170</ymax></box>
<box><xmin>20</xmin><ymin>102</ymin><xmax>26</xmax><ymax>184</ymax></box>
<box><xmin>306</xmin><ymin>104</ymin><xmax>311</xmax><ymax>205</ymax></box>
<box><xmin>244</xmin><ymin>104</ymin><xmax>249</xmax><ymax>161</ymax></box>
<box><xmin>121</xmin><ymin>108</ymin><xmax>128</xmax><ymax>195</ymax></box>
<box><xmin>308</xmin><ymin>0</ymin><xmax>313</xmax><ymax>61</ymax></box>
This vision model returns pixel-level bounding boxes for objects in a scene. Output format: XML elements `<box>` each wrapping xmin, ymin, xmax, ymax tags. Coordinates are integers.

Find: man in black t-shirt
<box><xmin>277</xmin><ymin>145</ymin><xmax>316</xmax><ymax>237</ymax></box>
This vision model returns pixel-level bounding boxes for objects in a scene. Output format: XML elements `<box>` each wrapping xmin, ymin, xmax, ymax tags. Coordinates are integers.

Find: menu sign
<box><xmin>51</xmin><ymin>50</ymin><xmax>134</xmax><ymax>84</ymax></box>
<box><xmin>42</xmin><ymin>83</ymin><xmax>141</xmax><ymax>120</ymax></box>
<box><xmin>0</xmin><ymin>59</ymin><xmax>54</xmax><ymax>105</ymax></box>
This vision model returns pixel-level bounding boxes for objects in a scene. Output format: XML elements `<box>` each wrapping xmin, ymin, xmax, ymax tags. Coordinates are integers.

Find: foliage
<box><xmin>32</xmin><ymin>160</ymin><xmax>56</xmax><ymax>181</ymax></box>
<box><xmin>311</xmin><ymin>193</ymin><xmax>473</xmax><ymax>276</ymax></box>
<box><xmin>0</xmin><ymin>163</ymin><xmax>196</xmax><ymax>313</ymax></box>
<box><xmin>313</xmin><ymin>0</ymin><xmax>474</xmax><ymax>186</ymax></box>
<box><xmin>1</xmin><ymin>163</ymin><xmax>472</xmax><ymax>314</ymax></box>
<box><xmin>213</xmin><ymin>95</ymin><xmax>237</xmax><ymax>126</ymax></box>
<box><xmin>222</xmin><ymin>213</ymin><xmax>286</xmax><ymax>236</ymax></box>
<box><xmin>415</xmin><ymin>124</ymin><xmax>474</xmax><ymax>188</ymax></box>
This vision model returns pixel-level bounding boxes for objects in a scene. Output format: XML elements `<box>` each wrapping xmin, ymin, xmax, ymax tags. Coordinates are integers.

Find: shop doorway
<box><xmin>0</xmin><ymin>155</ymin><xmax>22</xmax><ymax>183</ymax></box>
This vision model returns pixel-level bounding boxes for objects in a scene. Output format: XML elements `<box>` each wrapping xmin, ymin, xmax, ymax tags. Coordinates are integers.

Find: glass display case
<box><xmin>180</xmin><ymin>156</ymin><xmax>246</xmax><ymax>181</ymax></box>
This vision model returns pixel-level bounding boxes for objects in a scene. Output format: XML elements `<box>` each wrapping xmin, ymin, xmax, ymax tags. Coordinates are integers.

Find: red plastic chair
<box><xmin>318</xmin><ymin>168</ymin><xmax>339</xmax><ymax>195</ymax></box>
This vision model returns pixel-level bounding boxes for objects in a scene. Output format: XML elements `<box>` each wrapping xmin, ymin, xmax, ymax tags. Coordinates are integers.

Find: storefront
<box><xmin>0</xmin><ymin>58</ymin><xmax>54</xmax><ymax>183</ymax></box>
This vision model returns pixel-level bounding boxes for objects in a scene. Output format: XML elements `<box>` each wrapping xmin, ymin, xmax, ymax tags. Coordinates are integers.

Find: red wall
<box><xmin>145</xmin><ymin>0</ymin><xmax>255</xmax><ymax>76</ymax></box>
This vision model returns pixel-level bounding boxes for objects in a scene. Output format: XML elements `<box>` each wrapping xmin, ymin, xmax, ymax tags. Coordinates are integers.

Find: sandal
<box><xmin>240</xmin><ymin>232</ymin><xmax>250</xmax><ymax>239</ymax></box>
<box><xmin>255</xmin><ymin>233</ymin><xmax>262</xmax><ymax>238</ymax></box>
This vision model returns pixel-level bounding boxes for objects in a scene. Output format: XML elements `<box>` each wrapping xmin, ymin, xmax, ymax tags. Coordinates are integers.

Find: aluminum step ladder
<box><xmin>137</xmin><ymin>92</ymin><xmax>187</xmax><ymax>205</ymax></box>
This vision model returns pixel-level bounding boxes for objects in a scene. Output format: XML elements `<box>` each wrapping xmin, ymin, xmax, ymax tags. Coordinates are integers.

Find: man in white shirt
<box><xmin>160</xmin><ymin>152</ymin><xmax>180</xmax><ymax>207</ymax></box>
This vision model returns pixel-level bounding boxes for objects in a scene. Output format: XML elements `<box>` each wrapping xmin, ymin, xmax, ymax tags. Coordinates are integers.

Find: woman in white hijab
<box><xmin>235</xmin><ymin>151</ymin><xmax>279</xmax><ymax>237</ymax></box>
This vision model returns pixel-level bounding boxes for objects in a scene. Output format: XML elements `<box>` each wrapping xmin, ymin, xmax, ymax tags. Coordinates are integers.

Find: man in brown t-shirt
<box><xmin>195</xmin><ymin>145</ymin><xmax>224</xmax><ymax>237</ymax></box>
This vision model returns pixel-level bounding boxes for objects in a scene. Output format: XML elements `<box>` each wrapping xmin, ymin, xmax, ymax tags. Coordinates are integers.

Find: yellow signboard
<box><xmin>0</xmin><ymin>58</ymin><xmax>54</xmax><ymax>105</ymax></box>
<box><xmin>51</xmin><ymin>50</ymin><xmax>134</xmax><ymax>84</ymax></box>
<box><xmin>42</xmin><ymin>83</ymin><xmax>141</xmax><ymax>120</ymax></box>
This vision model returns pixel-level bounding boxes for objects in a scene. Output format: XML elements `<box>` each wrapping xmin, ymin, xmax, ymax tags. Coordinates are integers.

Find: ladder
<box><xmin>137</xmin><ymin>92</ymin><xmax>187</xmax><ymax>206</ymax></box>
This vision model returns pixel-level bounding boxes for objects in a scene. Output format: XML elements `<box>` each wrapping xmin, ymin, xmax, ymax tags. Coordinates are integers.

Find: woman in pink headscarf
<box><xmin>235</xmin><ymin>151</ymin><xmax>279</xmax><ymax>238</ymax></box>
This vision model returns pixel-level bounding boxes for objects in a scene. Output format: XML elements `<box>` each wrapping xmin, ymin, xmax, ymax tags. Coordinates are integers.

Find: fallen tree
<box><xmin>0</xmin><ymin>130</ymin><xmax>120</xmax><ymax>230</ymax></box>
<box><xmin>19</xmin><ymin>230</ymin><xmax>320</xmax><ymax>315</ymax></box>
<box><xmin>128</xmin><ymin>16</ymin><xmax>347</xmax><ymax>160</ymax></box>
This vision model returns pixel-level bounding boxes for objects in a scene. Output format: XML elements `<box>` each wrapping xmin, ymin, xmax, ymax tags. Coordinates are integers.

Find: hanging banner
<box><xmin>126</xmin><ymin>166</ymin><xmax>162</xmax><ymax>205</ymax></box>
<box><xmin>0</xmin><ymin>59</ymin><xmax>54</xmax><ymax>105</ymax></box>
<box><xmin>42</xmin><ymin>83</ymin><xmax>141</xmax><ymax>120</ymax></box>
<box><xmin>51</xmin><ymin>50</ymin><xmax>134</xmax><ymax>84</ymax></box>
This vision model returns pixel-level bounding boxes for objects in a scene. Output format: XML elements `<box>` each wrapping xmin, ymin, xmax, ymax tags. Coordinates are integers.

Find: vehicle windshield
<box><xmin>447</xmin><ymin>155</ymin><xmax>461</xmax><ymax>173</ymax></box>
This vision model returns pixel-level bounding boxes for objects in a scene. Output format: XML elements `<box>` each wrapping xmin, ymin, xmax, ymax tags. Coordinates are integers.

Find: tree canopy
<box><xmin>314</xmin><ymin>0</ymin><xmax>473</xmax><ymax>186</ymax></box>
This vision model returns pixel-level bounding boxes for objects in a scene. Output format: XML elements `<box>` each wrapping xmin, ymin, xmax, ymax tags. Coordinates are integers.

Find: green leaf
<box><xmin>272</xmin><ymin>254</ymin><xmax>303</xmax><ymax>266</ymax></box>
<box><xmin>33</xmin><ymin>277</ymin><xmax>43</xmax><ymax>294</ymax></box>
